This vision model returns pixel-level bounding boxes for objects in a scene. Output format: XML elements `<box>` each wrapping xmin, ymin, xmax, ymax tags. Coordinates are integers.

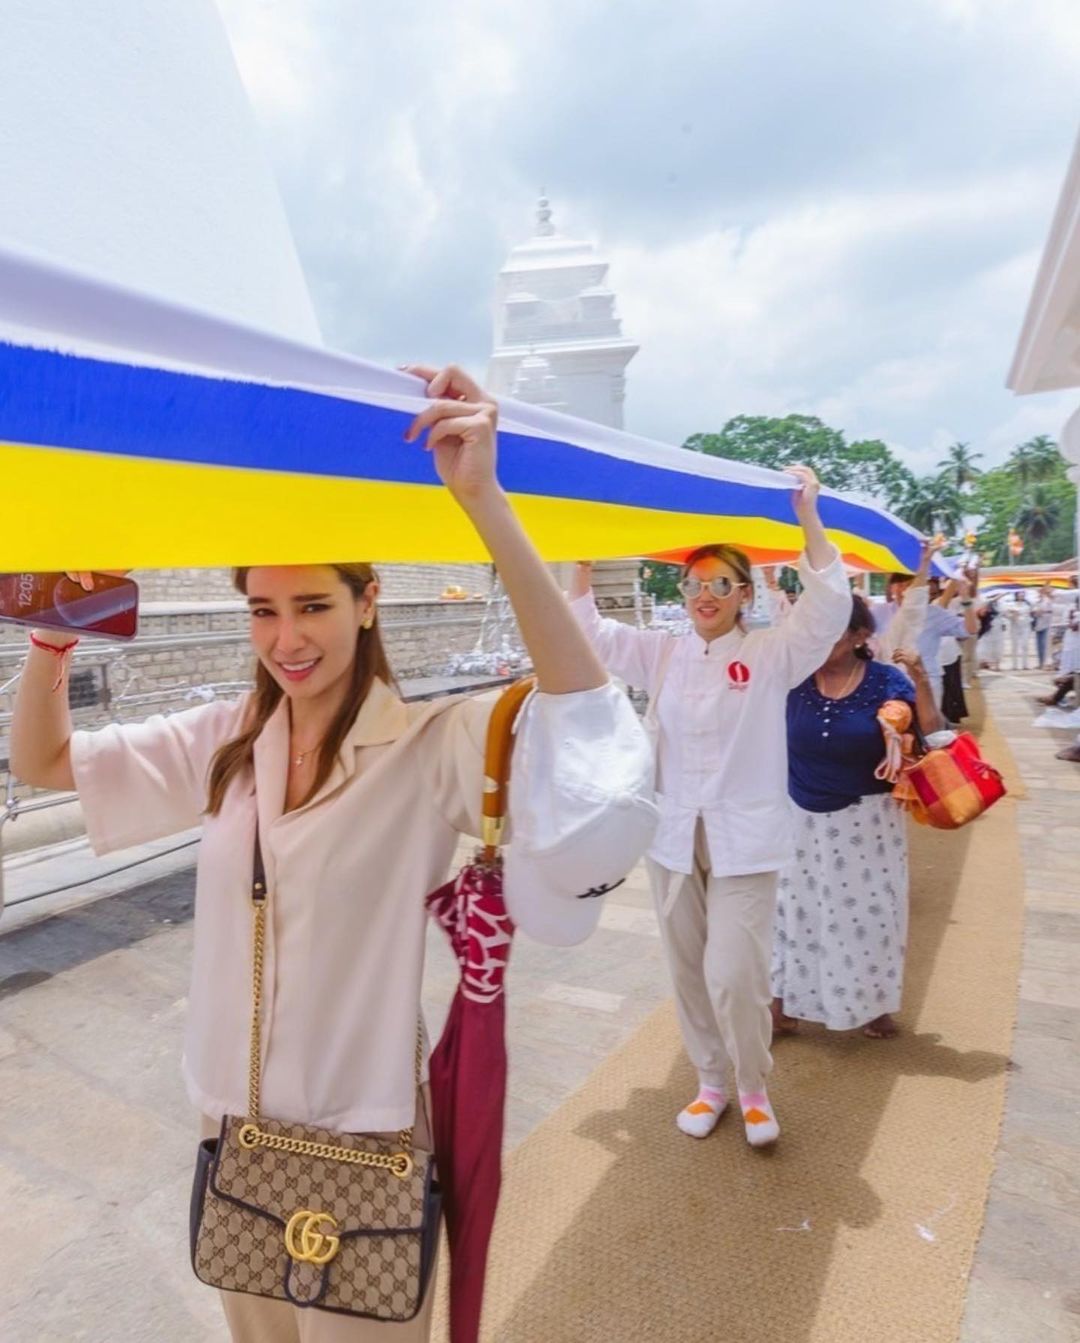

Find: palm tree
<box><xmin>900</xmin><ymin>475</ymin><xmax>964</xmax><ymax>537</ymax></box>
<box><xmin>1015</xmin><ymin>486</ymin><xmax>1063</xmax><ymax>548</ymax></box>
<box><xmin>1007</xmin><ymin>435</ymin><xmax>1060</xmax><ymax>488</ymax></box>
<box><xmin>937</xmin><ymin>441</ymin><xmax>984</xmax><ymax>492</ymax></box>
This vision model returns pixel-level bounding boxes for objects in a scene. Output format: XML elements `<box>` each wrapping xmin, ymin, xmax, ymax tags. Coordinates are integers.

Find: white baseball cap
<box><xmin>503</xmin><ymin>681</ymin><xmax>659</xmax><ymax>946</ymax></box>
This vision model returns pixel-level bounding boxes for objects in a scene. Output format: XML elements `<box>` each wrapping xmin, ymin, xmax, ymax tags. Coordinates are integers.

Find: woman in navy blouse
<box><xmin>771</xmin><ymin>595</ymin><xmax>943</xmax><ymax>1039</ymax></box>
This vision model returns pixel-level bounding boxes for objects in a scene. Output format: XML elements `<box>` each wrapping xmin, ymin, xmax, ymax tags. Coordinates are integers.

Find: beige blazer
<box><xmin>72</xmin><ymin>680</ymin><xmax>606</xmax><ymax>1132</ymax></box>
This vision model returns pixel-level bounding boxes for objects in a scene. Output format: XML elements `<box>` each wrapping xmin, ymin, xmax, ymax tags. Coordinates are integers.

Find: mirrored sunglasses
<box><xmin>677</xmin><ymin>576</ymin><xmax>745</xmax><ymax>600</ymax></box>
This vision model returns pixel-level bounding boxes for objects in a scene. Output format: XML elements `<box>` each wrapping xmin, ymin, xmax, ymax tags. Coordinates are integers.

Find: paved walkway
<box><xmin>0</xmin><ymin>670</ymin><xmax>1077</xmax><ymax>1340</ymax></box>
<box><xmin>959</xmin><ymin>669</ymin><xmax>1080</xmax><ymax>1343</ymax></box>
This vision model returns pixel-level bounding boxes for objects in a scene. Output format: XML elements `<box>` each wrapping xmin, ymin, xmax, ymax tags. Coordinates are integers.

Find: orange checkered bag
<box><xmin>900</xmin><ymin>730</ymin><xmax>1006</xmax><ymax>830</ymax></box>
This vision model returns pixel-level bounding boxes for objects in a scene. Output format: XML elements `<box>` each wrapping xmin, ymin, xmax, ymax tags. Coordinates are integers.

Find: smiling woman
<box><xmin>8</xmin><ymin>364</ymin><xmax>659</xmax><ymax>1343</ymax></box>
<box><xmin>204</xmin><ymin>564</ymin><xmax>392</xmax><ymax>815</ymax></box>
<box><xmin>676</xmin><ymin>543</ymin><xmax>756</xmax><ymax>634</ymax></box>
<box><xmin>567</xmin><ymin>464</ymin><xmax>853</xmax><ymax>1151</ymax></box>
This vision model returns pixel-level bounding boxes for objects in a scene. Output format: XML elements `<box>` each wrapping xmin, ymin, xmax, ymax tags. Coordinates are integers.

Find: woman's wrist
<box><xmin>30</xmin><ymin>629</ymin><xmax>79</xmax><ymax>649</ymax></box>
<box><xmin>452</xmin><ymin>480</ymin><xmax>508</xmax><ymax>517</ymax></box>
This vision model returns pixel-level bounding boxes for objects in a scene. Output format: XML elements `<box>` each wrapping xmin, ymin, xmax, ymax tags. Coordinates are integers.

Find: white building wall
<box><xmin>0</xmin><ymin>0</ymin><xmax>319</xmax><ymax>342</ymax></box>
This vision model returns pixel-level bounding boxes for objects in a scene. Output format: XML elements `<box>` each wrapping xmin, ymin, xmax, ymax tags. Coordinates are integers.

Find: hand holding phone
<box><xmin>0</xmin><ymin>572</ymin><xmax>139</xmax><ymax>640</ymax></box>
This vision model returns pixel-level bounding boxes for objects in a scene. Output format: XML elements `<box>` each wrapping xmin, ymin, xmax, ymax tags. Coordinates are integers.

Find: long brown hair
<box><xmin>682</xmin><ymin>543</ymin><xmax>754</xmax><ymax>628</ymax></box>
<box><xmin>205</xmin><ymin>563</ymin><xmax>395</xmax><ymax>815</ymax></box>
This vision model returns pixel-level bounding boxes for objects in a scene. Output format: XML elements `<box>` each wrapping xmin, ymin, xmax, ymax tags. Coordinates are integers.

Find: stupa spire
<box><xmin>535</xmin><ymin>191</ymin><xmax>555</xmax><ymax>237</ymax></box>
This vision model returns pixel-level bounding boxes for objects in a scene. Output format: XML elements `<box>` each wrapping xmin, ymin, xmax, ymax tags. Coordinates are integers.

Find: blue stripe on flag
<box><xmin>0</xmin><ymin>342</ymin><xmax>917</xmax><ymax>564</ymax></box>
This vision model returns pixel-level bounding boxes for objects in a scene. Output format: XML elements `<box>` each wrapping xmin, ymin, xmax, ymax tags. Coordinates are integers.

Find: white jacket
<box><xmin>571</xmin><ymin>550</ymin><xmax>852</xmax><ymax>877</ymax></box>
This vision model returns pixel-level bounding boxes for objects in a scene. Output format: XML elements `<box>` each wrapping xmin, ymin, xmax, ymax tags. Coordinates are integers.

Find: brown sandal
<box><xmin>771</xmin><ymin>998</ymin><xmax>800</xmax><ymax>1037</ymax></box>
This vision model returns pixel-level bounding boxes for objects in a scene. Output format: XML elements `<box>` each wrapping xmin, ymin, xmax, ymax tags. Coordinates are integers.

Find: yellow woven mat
<box><xmin>435</xmin><ymin>696</ymin><xmax>1025</xmax><ymax>1343</ymax></box>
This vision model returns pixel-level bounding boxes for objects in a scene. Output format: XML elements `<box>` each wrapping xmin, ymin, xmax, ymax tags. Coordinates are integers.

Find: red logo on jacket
<box><xmin>727</xmin><ymin>660</ymin><xmax>751</xmax><ymax>690</ymax></box>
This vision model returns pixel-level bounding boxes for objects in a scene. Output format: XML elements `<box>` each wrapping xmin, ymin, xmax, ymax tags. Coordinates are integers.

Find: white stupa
<box><xmin>489</xmin><ymin>198</ymin><xmax>641</xmax><ymax>611</ymax></box>
<box><xmin>488</xmin><ymin>196</ymin><xmax>639</xmax><ymax>428</ymax></box>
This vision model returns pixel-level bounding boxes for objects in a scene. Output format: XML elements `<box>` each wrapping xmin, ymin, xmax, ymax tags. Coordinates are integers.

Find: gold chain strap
<box><xmin>246</xmin><ymin>879</ymin><xmax>267</xmax><ymax>1119</ymax></box>
<box><xmin>241</xmin><ymin>863</ymin><xmax>421</xmax><ymax>1179</ymax></box>
<box><xmin>236</xmin><ymin>1122</ymin><xmax>415</xmax><ymax>1178</ymax></box>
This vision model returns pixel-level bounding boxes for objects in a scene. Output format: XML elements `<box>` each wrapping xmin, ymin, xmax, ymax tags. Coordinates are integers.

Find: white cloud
<box><xmin>608</xmin><ymin>168</ymin><xmax>1071</xmax><ymax>467</ymax></box>
<box><xmin>212</xmin><ymin>0</ymin><xmax>1080</xmax><ymax>483</ymax></box>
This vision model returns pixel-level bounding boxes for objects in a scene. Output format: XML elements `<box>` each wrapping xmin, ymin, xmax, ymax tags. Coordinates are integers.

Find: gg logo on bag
<box><xmin>284</xmin><ymin>1209</ymin><xmax>341</xmax><ymax>1264</ymax></box>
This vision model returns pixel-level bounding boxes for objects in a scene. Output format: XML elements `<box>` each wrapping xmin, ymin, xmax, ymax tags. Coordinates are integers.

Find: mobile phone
<box><xmin>0</xmin><ymin>572</ymin><xmax>139</xmax><ymax>641</ymax></box>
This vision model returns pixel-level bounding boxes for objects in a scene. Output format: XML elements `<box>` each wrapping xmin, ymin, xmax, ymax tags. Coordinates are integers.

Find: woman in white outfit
<box><xmin>977</xmin><ymin>596</ymin><xmax>1005</xmax><ymax>671</ymax></box>
<box><xmin>1034</xmin><ymin>588</ymin><xmax>1055</xmax><ymax>669</ymax></box>
<box><xmin>1004</xmin><ymin>595</ymin><xmax>1033</xmax><ymax>670</ymax></box>
<box><xmin>569</xmin><ymin>468</ymin><xmax>852</xmax><ymax>1149</ymax></box>
<box><xmin>10</xmin><ymin>364</ymin><xmax>650</xmax><ymax>1343</ymax></box>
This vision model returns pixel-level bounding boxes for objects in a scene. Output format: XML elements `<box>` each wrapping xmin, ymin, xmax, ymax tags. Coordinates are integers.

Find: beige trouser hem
<box><xmin>648</xmin><ymin>821</ymin><xmax>778</xmax><ymax>1095</ymax></box>
<box><xmin>197</xmin><ymin>1092</ymin><xmax>438</xmax><ymax>1342</ymax></box>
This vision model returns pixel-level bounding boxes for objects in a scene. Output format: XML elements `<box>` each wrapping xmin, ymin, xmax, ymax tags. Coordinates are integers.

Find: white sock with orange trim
<box><xmin>739</xmin><ymin>1090</ymin><xmax>780</xmax><ymax>1147</ymax></box>
<box><xmin>676</xmin><ymin>1085</ymin><xmax>728</xmax><ymax>1138</ymax></box>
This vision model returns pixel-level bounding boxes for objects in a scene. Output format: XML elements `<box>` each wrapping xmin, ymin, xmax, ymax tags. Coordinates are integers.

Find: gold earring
<box><xmin>362</xmin><ymin>612</ymin><xmax>375</xmax><ymax>630</ymax></box>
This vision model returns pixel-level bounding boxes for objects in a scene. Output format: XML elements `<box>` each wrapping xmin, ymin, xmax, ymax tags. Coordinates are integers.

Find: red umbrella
<box><xmin>425</xmin><ymin>678</ymin><xmax>534</xmax><ymax>1343</ymax></box>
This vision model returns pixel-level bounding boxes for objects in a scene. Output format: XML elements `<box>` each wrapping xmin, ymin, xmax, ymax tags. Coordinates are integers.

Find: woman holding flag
<box><xmin>568</xmin><ymin>468</ymin><xmax>851</xmax><ymax>1149</ymax></box>
<box><xmin>10</xmin><ymin>364</ymin><xmax>656</xmax><ymax>1343</ymax></box>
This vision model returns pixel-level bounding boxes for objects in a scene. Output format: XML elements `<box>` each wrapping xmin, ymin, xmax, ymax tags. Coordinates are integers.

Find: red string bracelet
<box><xmin>30</xmin><ymin>633</ymin><xmax>81</xmax><ymax>656</ymax></box>
<box><xmin>29</xmin><ymin>632</ymin><xmax>80</xmax><ymax>692</ymax></box>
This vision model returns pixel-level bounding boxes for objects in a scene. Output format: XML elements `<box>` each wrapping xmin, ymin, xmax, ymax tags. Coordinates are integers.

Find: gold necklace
<box><xmin>816</xmin><ymin>660</ymin><xmax>861</xmax><ymax>700</ymax></box>
<box><xmin>291</xmin><ymin>740</ymin><xmax>323</xmax><ymax>768</ymax></box>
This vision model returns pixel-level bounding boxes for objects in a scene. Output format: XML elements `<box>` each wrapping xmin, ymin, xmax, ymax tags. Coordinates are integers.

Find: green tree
<box><xmin>639</xmin><ymin>561</ymin><xmax>682</xmax><ymax>604</ymax></box>
<box><xmin>685</xmin><ymin>415</ymin><xmax>913</xmax><ymax>507</ymax></box>
<box><xmin>968</xmin><ymin>469</ymin><xmax>1021</xmax><ymax>561</ymax></box>
<box><xmin>844</xmin><ymin>439</ymin><xmax>916</xmax><ymax>510</ymax></box>
<box><xmin>899</xmin><ymin>475</ymin><xmax>964</xmax><ymax>536</ymax></box>
<box><xmin>969</xmin><ymin>439</ymin><xmax>1076</xmax><ymax>564</ymax></box>
<box><xmin>681</xmin><ymin>418</ymin><xmax>1076</xmax><ymax>565</ymax></box>
<box><xmin>1015</xmin><ymin>486</ymin><xmax>1064</xmax><ymax>548</ymax></box>
<box><xmin>686</xmin><ymin>415</ymin><xmax>851</xmax><ymax>484</ymax></box>
<box><xmin>937</xmin><ymin>440</ymin><xmax>984</xmax><ymax>492</ymax></box>
<box><xmin>1006</xmin><ymin>434</ymin><xmax>1060</xmax><ymax>488</ymax></box>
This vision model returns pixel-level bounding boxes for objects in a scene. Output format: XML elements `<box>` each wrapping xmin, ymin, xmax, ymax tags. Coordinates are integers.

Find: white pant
<box><xmin>979</xmin><ymin>626</ymin><xmax>1004</xmax><ymax>667</ymax></box>
<box><xmin>1009</xmin><ymin>623</ymin><xmax>1032</xmax><ymax>670</ymax></box>
<box><xmin>647</xmin><ymin>822</ymin><xmax>778</xmax><ymax>1094</ymax></box>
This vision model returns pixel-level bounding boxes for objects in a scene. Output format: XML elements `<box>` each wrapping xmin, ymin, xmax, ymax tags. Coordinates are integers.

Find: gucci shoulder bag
<box><xmin>189</xmin><ymin>830</ymin><xmax>440</xmax><ymax>1320</ymax></box>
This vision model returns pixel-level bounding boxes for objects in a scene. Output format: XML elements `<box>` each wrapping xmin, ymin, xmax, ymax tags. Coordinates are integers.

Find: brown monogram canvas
<box><xmin>192</xmin><ymin>1116</ymin><xmax>438</xmax><ymax>1320</ymax></box>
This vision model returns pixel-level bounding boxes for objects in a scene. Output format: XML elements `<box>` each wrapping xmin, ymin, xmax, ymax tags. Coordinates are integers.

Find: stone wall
<box><xmin>132</xmin><ymin>565</ymin><xmax>494</xmax><ymax>603</ymax></box>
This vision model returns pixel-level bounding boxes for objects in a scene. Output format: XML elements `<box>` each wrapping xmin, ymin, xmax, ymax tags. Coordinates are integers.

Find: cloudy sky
<box><xmin>217</xmin><ymin>0</ymin><xmax>1079</xmax><ymax>477</ymax></box>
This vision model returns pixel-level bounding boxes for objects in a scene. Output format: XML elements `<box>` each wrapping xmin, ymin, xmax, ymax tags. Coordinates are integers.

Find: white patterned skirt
<box><xmin>771</xmin><ymin>792</ymin><xmax>909</xmax><ymax>1030</ymax></box>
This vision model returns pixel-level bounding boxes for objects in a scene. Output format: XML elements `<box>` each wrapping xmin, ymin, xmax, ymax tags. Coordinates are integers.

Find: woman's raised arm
<box><xmin>10</xmin><ymin>569</ymin><xmax>131</xmax><ymax>790</ymax></box>
<box><xmin>10</xmin><ymin>631</ymin><xmax>77</xmax><ymax>790</ymax></box>
<box><xmin>403</xmin><ymin>364</ymin><xmax>607</xmax><ymax>696</ymax></box>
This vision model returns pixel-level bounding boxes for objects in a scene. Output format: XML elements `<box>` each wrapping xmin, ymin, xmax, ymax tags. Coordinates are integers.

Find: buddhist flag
<box><xmin>0</xmin><ymin>243</ymin><xmax>922</xmax><ymax>573</ymax></box>
<box><xmin>980</xmin><ymin>569</ymin><xmax>1075</xmax><ymax>591</ymax></box>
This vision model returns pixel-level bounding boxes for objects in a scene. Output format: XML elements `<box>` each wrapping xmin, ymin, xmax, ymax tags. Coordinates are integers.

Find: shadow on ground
<box><xmin>0</xmin><ymin>869</ymin><xmax>194</xmax><ymax>999</ymax></box>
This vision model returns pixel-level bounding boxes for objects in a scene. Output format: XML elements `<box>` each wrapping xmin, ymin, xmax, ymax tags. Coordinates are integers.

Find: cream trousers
<box><xmin>197</xmin><ymin>1095</ymin><xmax>439</xmax><ymax>1343</ymax></box>
<box><xmin>647</xmin><ymin>821</ymin><xmax>778</xmax><ymax>1095</ymax></box>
